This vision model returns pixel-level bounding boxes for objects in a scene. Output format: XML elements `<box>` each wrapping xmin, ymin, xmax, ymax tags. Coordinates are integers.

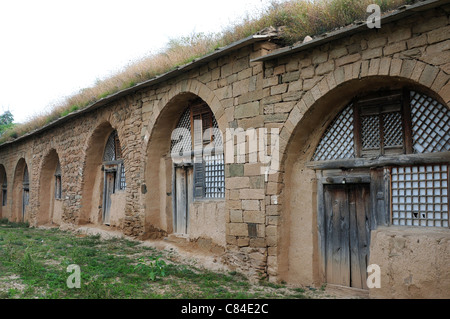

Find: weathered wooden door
<box><xmin>174</xmin><ymin>166</ymin><xmax>193</xmax><ymax>234</ymax></box>
<box><xmin>22</xmin><ymin>188</ymin><xmax>29</xmax><ymax>220</ymax></box>
<box><xmin>324</xmin><ymin>183</ymin><xmax>371</xmax><ymax>289</ymax></box>
<box><xmin>103</xmin><ymin>170</ymin><xmax>116</xmax><ymax>225</ymax></box>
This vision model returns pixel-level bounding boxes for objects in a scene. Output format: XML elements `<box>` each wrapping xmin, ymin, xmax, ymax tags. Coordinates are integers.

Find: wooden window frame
<box><xmin>353</xmin><ymin>90</ymin><xmax>409</xmax><ymax>158</ymax></box>
<box><xmin>2</xmin><ymin>173</ymin><xmax>7</xmax><ymax>207</ymax></box>
<box><xmin>175</xmin><ymin>99</ymin><xmax>225</xmax><ymax>200</ymax></box>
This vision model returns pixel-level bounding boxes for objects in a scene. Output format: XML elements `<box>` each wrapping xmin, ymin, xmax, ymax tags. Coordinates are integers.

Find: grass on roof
<box><xmin>0</xmin><ymin>0</ymin><xmax>413</xmax><ymax>144</ymax></box>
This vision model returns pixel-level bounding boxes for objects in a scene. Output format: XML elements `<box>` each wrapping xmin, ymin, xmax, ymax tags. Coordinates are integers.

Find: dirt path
<box><xmin>52</xmin><ymin>224</ymin><xmax>368</xmax><ymax>299</ymax></box>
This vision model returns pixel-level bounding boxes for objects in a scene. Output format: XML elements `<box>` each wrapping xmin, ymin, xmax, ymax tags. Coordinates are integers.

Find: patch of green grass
<box><xmin>0</xmin><ymin>227</ymin><xmax>325</xmax><ymax>299</ymax></box>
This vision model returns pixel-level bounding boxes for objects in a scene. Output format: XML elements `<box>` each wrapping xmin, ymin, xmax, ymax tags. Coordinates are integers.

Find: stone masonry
<box><xmin>0</xmin><ymin>1</ymin><xmax>449</xmax><ymax>298</ymax></box>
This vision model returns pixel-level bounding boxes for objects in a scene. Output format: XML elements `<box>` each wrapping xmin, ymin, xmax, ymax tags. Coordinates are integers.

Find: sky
<box><xmin>0</xmin><ymin>0</ymin><xmax>275</xmax><ymax>123</ymax></box>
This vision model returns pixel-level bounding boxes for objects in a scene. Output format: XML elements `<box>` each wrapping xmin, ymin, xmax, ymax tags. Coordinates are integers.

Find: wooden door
<box><xmin>324</xmin><ymin>183</ymin><xmax>371</xmax><ymax>289</ymax></box>
<box><xmin>103</xmin><ymin>171</ymin><xmax>116</xmax><ymax>225</ymax></box>
<box><xmin>174</xmin><ymin>166</ymin><xmax>193</xmax><ymax>234</ymax></box>
<box><xmin>22</xmin><ymin>188</ymin><xmax>29</xmax><ymax>220</ymax></box>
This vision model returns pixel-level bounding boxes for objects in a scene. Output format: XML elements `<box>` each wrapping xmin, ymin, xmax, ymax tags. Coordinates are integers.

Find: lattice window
<box><xmin>312</xmin><ymin>105</ymin><xmax>355</xmax><ymax>161</ymax></box>
<box><xmin>361</xmin><ymin>115</ymin><xmax>380</xmax><ymax>150</ymax></box>
<box><xmin>171</xmin><ymin>108</ymin><xmax>192</xmax><ymax>157</ymax></box>
<box><xmin>23</xmin><ymin>165</ymin><xmax>29</xmax><ymax>187</ymax></box>
<box><xmin>104</xmin><ymin>132</ymin><xmax>117</xmax><ymax>162</ymax></box>
<box><xmin>2</xmin><ymin>172</ymin><xmax>7</xmax><ymax>207</ymax></box>
<box><xmin>23</xmin><ymin>165</ymin><xmax>29</xmax><ymax>209</ymax></box>
<box><xmin>391</xmin><ymin>164</ymin><xmax>449</xmax><ymax>227</ymax></box>
<box><xmin>383</xmin><ymin>111</ymin><xmax>403</xmax><ymax>148</ymax></box>
<box><xmin>411</xmin><ymin>91</ymin><xmax>450</xmax><ymax>154</ymax></box>
<box><xmin>171</xmin><ymin>100</ymin><xmax>224</xmax><ymax>199</ymax></box>
<box><xmin>120</xmin><ymin>164</ymin><xmax>126</xmax><ymax>190</ymax></box>
<box><xmin>204</xmin><ymin>153</ymin><xmax>225</xmax><ymax>198</ymax></box>
<box><xmin>55</xmin><ymin>161</ymin><xmax>62</xmax><ymax>199</ymax></box>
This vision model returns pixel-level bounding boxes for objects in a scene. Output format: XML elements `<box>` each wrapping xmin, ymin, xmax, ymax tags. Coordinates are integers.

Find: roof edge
<box><xmin>251</xmin><ymin>0</ymin><xmax>449</xmax><ymax>63</ymax></box>
<box><xmin>0</xmin><ymin>32</ymin><xmax>278</xmax><ymax>148</ymax></box>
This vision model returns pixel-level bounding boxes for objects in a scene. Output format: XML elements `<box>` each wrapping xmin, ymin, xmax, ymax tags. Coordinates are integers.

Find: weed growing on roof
<box><xmin>0</xmin><ymin>0</ymin><xmax>412</xmax><ymax>144</ymax></box>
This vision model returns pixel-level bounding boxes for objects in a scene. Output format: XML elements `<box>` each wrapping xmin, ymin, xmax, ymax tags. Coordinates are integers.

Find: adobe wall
<box><xmin>0</xmin><ymin>2</ymin><xmax>448</xmax><ymax>298</ymax></box>
<box><xmin>369</xmin><ymin>226</ymin><xmax>450</xmax><ymax>299</ymax></box>
<box><xmin>264</xmin><ymin>3</ymin><xmax>450</xmax><ymax>291</ymax></box>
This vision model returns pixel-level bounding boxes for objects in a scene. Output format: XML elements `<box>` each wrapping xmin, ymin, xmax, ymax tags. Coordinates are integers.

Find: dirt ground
<box><xmin>48</xmin><ymin>224</ymin><xmax>368</xmax><ymax>299</ymax></box>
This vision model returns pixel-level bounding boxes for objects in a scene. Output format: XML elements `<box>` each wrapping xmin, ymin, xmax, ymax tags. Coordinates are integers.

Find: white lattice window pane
<box><xmin>104</xmin><ymin>132</ymin><xmax>117</xmax><ymax>162</ymax></box>
<box><xmin>204</xmin><ymin>153</ymin><xmax>225</xmax><ymax>198</ymax></box>
<box><xmin>313</xmin><ymin>104</ymin><xmax>355</xmax><ymax>161</ymax></box>
<box><xmin>411</xmin><ymin>91</ymin><xmax>450</xmax><ymax>153</ymax></box>
<box><xmin>391</xmin><ymin>164</ymin><xmax>449</xmax><ymax>228</ymax></box>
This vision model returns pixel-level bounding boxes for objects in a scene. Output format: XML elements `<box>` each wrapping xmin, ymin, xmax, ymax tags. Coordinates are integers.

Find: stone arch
<box><xmin>280</xmin><ymin>59</ymin><xmax>449</xmax><ymax>163</ymax></box>
<box><xmin>276</xmin><ymin>69</ymin><xmax>449</xmax><ymax>286</ymax></box>
<box><xmin>37</xmin><ymin>148</ymin><xmax>62</xmax><ymax>225</ymax></box>
<box><xmin>142</xmin><ymin>80</ymin><xmax>226</xmax><ymax>246</ymax></box>
<box><xmin>12</xmin><ymin>158</ymin><xmax>29</xmax><ymax>222</ymax></box>
<box><xmin>79</xmin><ymin>121</ymin><xmax>127</xmax><ymax>226</ymax></box>
<box><xmin>0</xmin><ymin>164</ymin><xmax>6</xmax><ymax>219</ymax></box>
<box><xmin>143</xmin><ymin>79</ymin><xmax>226</xmax><ymax>148</ymax></box>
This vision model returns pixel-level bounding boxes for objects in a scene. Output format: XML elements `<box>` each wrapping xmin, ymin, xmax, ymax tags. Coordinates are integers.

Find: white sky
<box><xmin>0</xmin><ymin>0</ymin><xmax>275</xmax><ymax>123</ymax></box>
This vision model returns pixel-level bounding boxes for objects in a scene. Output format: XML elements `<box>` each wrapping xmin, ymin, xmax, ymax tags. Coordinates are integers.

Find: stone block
<box><xmin>427</xmin><ymin>25</ymin><xmax>450</xmax><ymax>44</ymax></box>
<box><xmin>419</xmin><ymin>64</ymin><xmax>439</xmax><ymax>87</ymax></box>
<box><xmin>239</xmin><ymin>188</ymin><xmax>265</xmax><ymax>200</ymax></box>
<box><xmin>228</xmin><ymin>223</ymin><xmax>248</xmax><ymax>236</ymax></box>
<box><xmin>316</xmin><ymin>60</ymin><xmax>335</xmax><ymax>76</ymax></box>
<box><xmin>270</xmin><ymin>83</ymin><xmax>288</xmax><ymax>95</ymax></box>
<box><xmin>242</xmin><ymin>200</ymin><xmax>260</xmax><ymax>211</ymax></box>
<box><xmin>230</xmin><ymin>210</ymin><xmax>243</xmax><ymax>223</ymax></box>
<box><xmin>243</xmin><ymin>211</ymin><xmax>265</xmax><ymax>224</ymax></box>
<box><xmin>335</xmin><ymin>53</ymin><xmax>361</xmax><ymax>67</ymax></box>
<box><xmin>227</xmin><ymin>164</ymin><xmax>244</xmax><ymax>177</ymax></box>
<box><xmin>235</xmin><ymin>101</ymin><xmax>260</xmax><ymax>119</ymax></box>
<box><xmin>226</xmin><ymin>177</ymin><xmax>250</xmax><ymax>189</ymax></box>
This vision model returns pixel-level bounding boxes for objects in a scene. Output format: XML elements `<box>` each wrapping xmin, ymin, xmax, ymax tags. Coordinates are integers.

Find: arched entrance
<box><xmin>80</xmin><ymin>123</ymin><xmax>126</xmax><ymax>226</ymax></box>
<box><xmin>144</xmin><ymin>92</ymin><xmax>226</xmax><ymax>246</ymax></box>
<box><xmin>280</xmin><ymin>78</ymin><xmax>450</xmax><ymax>289</ymax></box>
<box><xmin>12</xmin><ymin>159</ymin><xmax>29</xmax><ymax>222</ymax></box>
<box><xmin>0</xmin><ymin>165</ymin><xmax>7</xmax><ymax>219</ymax></box>
<box><xmin>38</xmin><ymin>149</ymin><xmax>63</xmax><ymax>225</ymax></box>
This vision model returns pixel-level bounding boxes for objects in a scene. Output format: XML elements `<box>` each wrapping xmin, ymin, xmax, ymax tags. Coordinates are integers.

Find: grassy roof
<box><xmin>1</xmin><ymin>0</ymin><xmax>412</xmax><ymax>144</ymax></box>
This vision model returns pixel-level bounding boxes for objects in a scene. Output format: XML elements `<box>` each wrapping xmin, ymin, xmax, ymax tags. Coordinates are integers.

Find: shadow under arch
<box><xmin>12</xmin><ymin>158</ymin><xmax>29</xmax><ymax>222</ymax></box>
<box><xmin>79</xmin><ymin>121</ymin><xmax>115</xmax><ymax>225</ymax></box>
<box><xmin>0</xmin><ymin>164</ymin><xmax>6</xmax><ymax>219</ymax></box>
<box><xmin>143</xmin><ymin>92</ymin><xmax>226</xmax><ymax>242</ymax></box>
<box><xmin>37</xmin><ymin>148</ymin><xmax>62</xmax><ymax>225</ymax></box>
<box><xmin>277</xmin><ymin>75</ymin><xmax>449</xmax><ymax>286</ymax></box>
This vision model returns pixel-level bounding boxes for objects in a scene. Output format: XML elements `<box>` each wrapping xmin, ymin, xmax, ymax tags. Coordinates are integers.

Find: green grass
<box><xmin>0</xmin><ymin>224</ymin><xmax>323</xmax><ymax>299</ymax></box>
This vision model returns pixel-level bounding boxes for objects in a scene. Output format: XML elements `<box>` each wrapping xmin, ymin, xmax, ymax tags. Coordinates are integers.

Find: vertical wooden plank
<box><xmin>338</xmin><ymin>186</ymin><xmax>350</xmax><ymax>287</ymax></box>
<box><xmin>186</xmin><ymin>167</ymin><xmax>194</xmax><ymax>234</ymax></box>
<box><xmin>350</xmin><ymin>184</ymin><xmax>371</xmax><ymax>289</ymax></box>
<box><xmin>323</xmin><ymin>185</ymin><xmax>334</xmax><ymax>285</ymax></box>
<box><xmin>402</xmin><ymin>89</ymin><xmax>413</xmax><ymax>154</ymax></box>
<box><xmin>349</xmin><ymin>184</ymin><xmax>362</xmax><ymax>289</ymax></box>
<box><xmin>175</xmin><ymin>167</ymin><xmax>187</xmax><ymax>234</ymax></box>
<box><xmin>370</xmin><ymin>168</ymin><xmax>389</xmax><ymax>228</ymax></box>
<box><xmin>353</xmin><ymin>103</ymin><xmax>362</xmax><ymax>158</ymax></box>
<box><xmin>103</xmin><ymin>171</ymin><xmax>115</xmax><ymax>225</ymax></box>
<box><xmin>315</xmin><ymin>174</ymin><xmax>327</xmax><ymax>283</ymax></box>
<box><xmin>361</xmin><ymin>184</ymin><xmax>371</xmax><ymax>290</ymax></box>
<box><xmin>324</xmin><ymin>185</ymin><xmax>350</xmax><ymax>287</ymax></box>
